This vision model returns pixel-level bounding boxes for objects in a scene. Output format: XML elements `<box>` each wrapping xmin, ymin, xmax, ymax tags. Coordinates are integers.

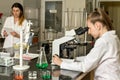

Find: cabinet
<box><xmin>40</xmin><ymin>0</ymin><xmax>94</xmax><ymax>41</ymax></box>
<box><xmin>40</xmin><ymin>0</ymin><xmax>63</xmax><ymax>41</ymax></box>
<box><xmin>40</xmin><ymin>0</ymin><xmax>94</xmax><ymax>56</ymax></box>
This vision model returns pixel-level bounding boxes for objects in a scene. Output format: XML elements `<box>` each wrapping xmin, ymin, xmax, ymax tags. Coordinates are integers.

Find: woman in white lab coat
<box><xmin>1</xmin><ymin>3</ymin><xmax>29</xmax><ymax>49</ymax></box>
<box><xmin>53</xmin><ymin>8</ymin><xmax>120</xmax><ymax>80</ymax></box>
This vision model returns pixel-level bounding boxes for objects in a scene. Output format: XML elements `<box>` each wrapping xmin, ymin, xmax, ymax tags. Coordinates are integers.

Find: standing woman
<box><xmin>53</xmin><ymin>8</ymin><xmax>120</xmax><ymax>80</ymax></box>
<box><xmin>1</xmin><ymin>2</ymin><xmax>29</xmax><ymax>49</ymax></box>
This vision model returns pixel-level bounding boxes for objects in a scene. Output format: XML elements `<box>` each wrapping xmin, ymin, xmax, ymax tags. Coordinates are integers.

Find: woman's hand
<box><xmin>10</xmin><ymin>31</ymin><xmax>20</xmax><ymax>38</ymax></box>
<box><xmin>53</xmin><ymin>55</ymin><xmax>63</xmax><ymax>66</ymax></box>
<box><xmin>3</xmin><ymin>30</ymin><xmax>8</xmax><ymax>37</ymax></box>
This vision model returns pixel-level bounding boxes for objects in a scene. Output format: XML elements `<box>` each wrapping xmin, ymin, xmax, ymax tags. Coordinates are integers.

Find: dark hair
<box><xmin>87</xmin><ymin>8</ymin><xmax>113</xmax><ymax>30</ymax></box>
<box><xmin>11</xmin><ymin>2</ymin><xmax>25</xmax><ymax>26</ymax></box>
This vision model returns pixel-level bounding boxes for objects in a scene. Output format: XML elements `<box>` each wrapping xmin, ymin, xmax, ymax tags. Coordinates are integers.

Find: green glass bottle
<box><xmin>36</xmin><ymin>47</ymin><xmax>48</xmax><ymax>69</ymax></box>
<box><xmin>42</xmin><ymin>70</ymin><xmax>51</xmax><ymax>80</ymax></box>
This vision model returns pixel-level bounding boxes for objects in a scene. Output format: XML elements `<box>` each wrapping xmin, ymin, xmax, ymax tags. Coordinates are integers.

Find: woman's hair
<box><xmin>11</xmin><ymin>2</ymin><xmax>25</xmax><ymax>26</ymax></box>
<box><xmin>87</xmin><ymin>8</ymin><xmax>113</xmax><ymax>30</ymax></box>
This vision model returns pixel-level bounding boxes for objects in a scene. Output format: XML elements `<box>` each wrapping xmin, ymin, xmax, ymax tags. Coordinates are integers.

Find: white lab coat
<box><xmin>61</xmin><ymin>31</ymin><xmax>120</xmax><ymax>80</ymax></box>
<box><xmin>1</xmin><ymin>16</ymin><xmax>28</xmax><ymax>48</ymax></box>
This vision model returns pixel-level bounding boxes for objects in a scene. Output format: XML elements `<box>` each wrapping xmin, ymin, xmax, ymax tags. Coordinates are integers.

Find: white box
<box><xmin>0</xmin><ymin>57</ymin><xmax>14</xmax><ymax>66</ymax></box>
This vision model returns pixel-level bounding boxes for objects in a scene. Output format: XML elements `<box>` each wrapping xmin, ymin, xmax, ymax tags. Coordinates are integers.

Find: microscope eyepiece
<box><xmin>75</xmin><ymin>27</ymin><xmax>88</xmax><ymax>35</ymax></box>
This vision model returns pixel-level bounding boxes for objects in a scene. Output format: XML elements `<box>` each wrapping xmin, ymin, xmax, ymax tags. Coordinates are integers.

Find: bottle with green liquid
<box><xmin>36</xmin><ymin>47</ymin><xmax>48</xmax><ymax>69</ymax></box>
<box><xmin>42</xmin><ymin>70</ymin><xmax>51</xmax><ymax>80</ymax></box>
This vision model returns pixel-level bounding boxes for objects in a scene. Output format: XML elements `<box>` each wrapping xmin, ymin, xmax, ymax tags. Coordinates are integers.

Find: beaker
<box><xmin>45</xmin><ymin>27</ymin><xmax>55</xmax><ymax>41</ymax></box>
<box><xmin>14</xmin><ymin>71</ymin><xmax>23</xmax><ymax>80</ymax></box>
<box><xmin>28</xmin><ymin>71</ymin><xmax>37</xmax><ymax>79</ymax></box>
<box><xmin>42</xmin><ymin>70</ymin><xmax>51</xmax><ymax>80</ymax></box>
<box><xmin>36</xmin><ymin>47</ymin><xmax>48</xmax><ymax>70</ymax></box>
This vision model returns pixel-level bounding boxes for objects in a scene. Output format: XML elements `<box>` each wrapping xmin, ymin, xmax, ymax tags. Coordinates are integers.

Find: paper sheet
<box><xmin>14</xmin><ymin>53</ymin><xmax>39</xmax><ymax>60</ymax></box>
<box><xmin>4</xmin><ymin>27</ymin><xmax>14</xmax><ymax>34</ymax></box>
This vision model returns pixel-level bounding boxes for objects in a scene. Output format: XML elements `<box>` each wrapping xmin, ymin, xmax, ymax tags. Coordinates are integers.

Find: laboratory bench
<box><xmin>0</xmin><ymin>40</ymin><xmax>94</xmax><ymax>80</ymax></box>
<box><xmin>0</xmin><ymin>58</ymin><xmax>94</xmax><ymax>80</ymax></box>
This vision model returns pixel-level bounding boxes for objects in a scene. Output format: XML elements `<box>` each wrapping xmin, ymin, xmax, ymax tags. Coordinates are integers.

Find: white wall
<box><xmin>0</xmin><ymin>0</ymin><xmax>23</xmax><ymax>16</ymax></box>
<box><xmin>64</xmin><ymin>0</ymin><xmax>86</xmax><ymax>10</ymax></box>
<box><xmin>104</xmin><ymin>2</ymin><xmax>120</xmax><ymax>38</ymax></box>
<box><xmin>99</xmin><ymin>0</ymin><xmax>120</xmax><ymax>1</ymax></box>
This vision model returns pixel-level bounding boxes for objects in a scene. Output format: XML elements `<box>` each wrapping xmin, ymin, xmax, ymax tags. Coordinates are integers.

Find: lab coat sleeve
<box><xmin>61</xmin><ymin>38</ymin><xmax>107</xmax><ymax>73</ymax></box>
<box><xmin>1</xmin><ymin>18</ymin><xmax>8</xmax><ymax>38</ymax></box>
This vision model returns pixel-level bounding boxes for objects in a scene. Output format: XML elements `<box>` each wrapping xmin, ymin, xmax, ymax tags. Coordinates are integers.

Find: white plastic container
<box><xmin>0</xmin><ymin>56</ymin><xmax>14</xmax><ymax>66</ymax></box>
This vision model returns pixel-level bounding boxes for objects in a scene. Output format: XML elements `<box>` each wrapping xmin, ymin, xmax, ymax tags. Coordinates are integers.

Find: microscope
<box><xmin>52</xmin><ymin>27</ymin><xmax>88</xmax><ymax>61</ymax></box>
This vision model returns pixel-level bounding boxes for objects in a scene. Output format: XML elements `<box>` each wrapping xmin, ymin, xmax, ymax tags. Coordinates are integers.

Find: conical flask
<box><xmin>36</xmin><ymin>47</ymin><xmax>48</xmax><ymax>69</ymax></box>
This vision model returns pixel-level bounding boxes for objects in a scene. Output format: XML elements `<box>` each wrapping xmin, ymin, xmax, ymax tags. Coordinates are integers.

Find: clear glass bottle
<box><xmin>14</xmin><ymin>71</ymin><xmax>23</xmax><ymax>80</ymax></box>
<box><xmin>47</xmin><ymin>26</ymin><xmax>54</xmax><ymax>41</ymax></box>
<box><xmin>36</xmin><ymin>47</ymin><xmax>48</xmax><ymax>69</ymax></box>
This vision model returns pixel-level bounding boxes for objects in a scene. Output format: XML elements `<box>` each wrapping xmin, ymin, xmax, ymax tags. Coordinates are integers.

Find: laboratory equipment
<box><xmin>52</xmin><ymin>27</ymin><xmax>88</xmax><ymax>63</ymax></box>
<box><xmin>26</xmin><ymin>32</ymin><xmax>34</xmax><ymax>54</ymax></box>
<box><xmin>42</xmin><ymin>70</ymin><xmax>51</xmax><ymax>79</ymax></box>
<box><xmin>45</xmin><ymin>27</ymin><xmax>57</xmax><ymax>41</ymax></box>
<box><xmin>0</xmin><ymin>56</ymin><xmax>14</xmax><ymax>67</ymax></box>
<box><xmin>0</xmin><ymin>52</ymin><xmax>14</xmax><ymax>66</ymax></box>
<box><xmin>52</xmin><ymin>36</ymin><xmax>75</xmax><ymax>57</ymax></box>
<box><xmin>13</xmin><ymin>29</ymin><xmax>30</xmax><ymax>70</ymax></box>
<box><xmin>28</xmin><ymin>71</ymin><xmax>37</xmax><ymax>79</ymax></box>
<box><xmin>14</xmin><ymin>71</ymin><xmax>23</xmax><ymax>80</ymax></box>
<box><xmin>0</xmin><ymin>66</ymin><xmax>13</xmax><ymax>76</ymax></box>
<box><xmin>36</xmin><ymin>47</ymin><xmax>48</xmax><ymax>69</ymax></box>
<box><xmin>13</xmin><ymin>20</ymin><xmax>32</xmax><ymax>71</ymax></box>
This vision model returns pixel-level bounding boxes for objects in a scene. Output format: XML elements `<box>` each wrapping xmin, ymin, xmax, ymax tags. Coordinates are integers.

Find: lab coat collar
<box><xmin>102</xmin><ymin>30</ymin><xmax>116</xmax><ymax>37</ymax></box>
<box><xmin>11</xmin><ymin>16</ymin><xmax>18</xmax><ymax>25</ymax></box>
